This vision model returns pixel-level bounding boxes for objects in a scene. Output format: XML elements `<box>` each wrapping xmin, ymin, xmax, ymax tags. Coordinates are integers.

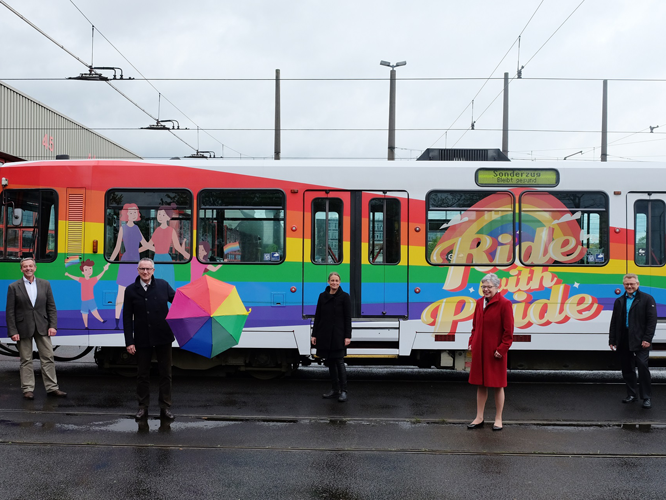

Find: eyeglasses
<box><xmin>138</xmin><ymin>267</ymin><xmax>154</xmax><ymax>272</ymax></box>
<box><xmin>481</xmin><ymin>286</ymin><xmax>495</xmax><ymax>290</ymax></box>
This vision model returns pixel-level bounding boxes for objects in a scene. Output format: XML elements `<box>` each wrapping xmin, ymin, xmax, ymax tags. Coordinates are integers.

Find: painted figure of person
<box><xmin>609</xmin><ymin>273</ymin><xmax>656</xmax><ymax>409</ymax></box>
<box><xmin>108</xmin><ymin>203</ymin><xmax>151</xmax><ymax>329</ymax></box>
<box><xmin>191</xmin><ymin>241</ymin><xmax>222</xmax><ymax>281</ymax></box>
<box><xmin>467</xmin><ymin>273</ymin><xmax>514</xmax><ymax>431</ymax></box>
<box><xmin>5</xmin><ymin>258</ymin><xmax>67</xmax><ymax>399</ymax></box>
<box><xmin>148</xmin><ymin>203</ymin><xmax>190</xmax><ymax>288</ymax></box>
<box><xmin>311</xmin><ymin>272</ymin><xmax>352</xmax><ymax>402</ymax></box>
<box><xmin>65</xmin><ymin>260</ymin><xmax>111</xmax><ymax>328</ymax></box>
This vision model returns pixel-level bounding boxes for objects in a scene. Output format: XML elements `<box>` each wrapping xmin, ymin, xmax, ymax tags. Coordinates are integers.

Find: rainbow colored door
<box><xmin>302</xmin><ymin>190</ymin><xmax>408</xmax><ymax>318</ymax></box>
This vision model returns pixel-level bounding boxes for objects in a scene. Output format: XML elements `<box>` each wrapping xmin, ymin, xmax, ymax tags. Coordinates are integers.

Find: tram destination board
<box><xmin>476</xmin><ymin>168</ymin><xmax>559</xmax><ymax>187</ymax></box>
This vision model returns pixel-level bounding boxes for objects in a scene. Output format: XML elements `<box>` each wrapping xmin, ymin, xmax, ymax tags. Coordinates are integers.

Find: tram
<box><xmin>1</xmin><ymin>158</ymin><xmax>665</xmax><ymax>374</ymax></box>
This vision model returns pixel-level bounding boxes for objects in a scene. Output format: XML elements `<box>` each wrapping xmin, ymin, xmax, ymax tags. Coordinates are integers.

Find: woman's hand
<box><xmin>311</xmin><ymin>337</ymin><xmax>316</xmax><ymax>345</ymax></box>
<box><xmin>494</xmin><ymin>350</ymin><xmax>502</xmax><ymax>359</ymax></box>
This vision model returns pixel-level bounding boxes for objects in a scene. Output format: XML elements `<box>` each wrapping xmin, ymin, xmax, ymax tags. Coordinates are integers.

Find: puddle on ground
<box><xmin>55</xmin><ymin>418</ymin><xmax>240</xmax><ymax>433</ymax></box>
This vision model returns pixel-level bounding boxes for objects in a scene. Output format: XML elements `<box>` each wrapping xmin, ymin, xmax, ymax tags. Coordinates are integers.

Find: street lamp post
<box><xmin>380</xmin><ymin>60</ymin><xmax>406</xmax><ymax>161</ymax></box>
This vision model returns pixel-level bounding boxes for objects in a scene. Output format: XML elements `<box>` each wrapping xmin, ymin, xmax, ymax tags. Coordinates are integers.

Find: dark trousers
<box><xmin>618</xmin><ymin>344</ymin><xmax>652</xmax><ymax>399</ymax></box>
<box><xmin>136</xmin><ymin>344</ymin><xmax>172</xmax><ymax>409</ymax></box>
<box><xmin>326</xmin><ymin>358</ymin><xmax>347</xmax><ymax>392</ymax></box>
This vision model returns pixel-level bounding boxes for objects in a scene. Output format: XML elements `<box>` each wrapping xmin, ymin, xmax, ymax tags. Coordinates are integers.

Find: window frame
<box><xmin>518</xmin><ymin>190</ymin><xmax>609</xmax><ymax>267</ymax></box>
<box><xmin>197</xmin><ymin>188</ymin><xmax>287</xmax><ymax>265</ymax></box>
<box><xmin>368</xmin><ymin>196</ymin><xmax>401</xmax><ymax>266</ymax></box>
<box><xmin>425</xmin><ymin>189</ymin><xmax>515</xmax><ymax>267</ymax></box>
<box><xmin>633</xmin><ymin>198</ymin><xmax>666</xmax><ymax>267</ymax></box>
<box><xmin>310</xmin><ymin>197</ymin><xmax>344</xmax><ymax>266</ymax></box>
<box><xmin>104</xmin><ymin>187</ymin><xmax>193</xmax><ymax>265</ymax></box>
<box><xmin>0</xmin><ymin>188</ymin><xmax>58</xmax><ymax>263</ymax></box>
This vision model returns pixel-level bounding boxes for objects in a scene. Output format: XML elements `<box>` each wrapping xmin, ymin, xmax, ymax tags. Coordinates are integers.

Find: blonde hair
<box><xmin>328</xmin><ymin>272</ymin><xmax>341</xmax><ymax>282</ymax></box>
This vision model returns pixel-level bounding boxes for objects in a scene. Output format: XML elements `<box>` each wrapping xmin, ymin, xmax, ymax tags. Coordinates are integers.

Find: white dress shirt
<box><xmin>23</xmin><ymin>276</ymin><xmax>37</xmax><ymax>307</ymax></box>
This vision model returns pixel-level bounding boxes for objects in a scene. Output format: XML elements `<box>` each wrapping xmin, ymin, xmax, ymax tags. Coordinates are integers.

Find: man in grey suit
<box><xmin>6</xmin><ymin>257</ymin><xmax>67</xmax><ymax>400</ymax></box>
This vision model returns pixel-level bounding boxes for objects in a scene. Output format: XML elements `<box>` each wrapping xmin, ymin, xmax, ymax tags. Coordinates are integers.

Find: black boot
<box><xmin>335</xmin><ymin>358</ymin><xmax>348</xmax><ymax>395</ymax></box>
<box><xmin>323</xmin><ymin>359</ymin><xmax>341</xmax><ymax>399</ymax></box>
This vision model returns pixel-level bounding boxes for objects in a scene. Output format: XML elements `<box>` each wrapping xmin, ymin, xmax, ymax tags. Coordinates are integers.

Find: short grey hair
<box><xmin>138</xmin><ymin>257</ymin><xmax>154</xmax><ymax>268</ymax></box>
<box><xmin>481</xmin><ymin>273</ymin><xmax>500</xmax><ymax>288</ymax></box>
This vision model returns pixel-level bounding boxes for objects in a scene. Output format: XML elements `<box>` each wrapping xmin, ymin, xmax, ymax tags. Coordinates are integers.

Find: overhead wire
<box><xmin>450</xmin><ymin>0</ymin><xmax>588</xmax><ymax>149</ymax></box>
<box><xmin>2</xmin><ymin>0</ymin><xmax>662</xmax><ymax>161</ymax></box>
<box><xmin>67</xmin><ymin>0</ymin><xmax>244</xmax><ymax>156</ymax></box>
<box><xmin>428</xmin><ymin>0</ymin><xmax>547</xmax><ymax>150</ymax></box>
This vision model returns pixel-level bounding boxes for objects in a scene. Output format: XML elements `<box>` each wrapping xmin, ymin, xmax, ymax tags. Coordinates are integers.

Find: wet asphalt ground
<box><xmin>0</xmin><ymin>351</ymin><xmax>665</xmax><ymax>500</ymax></box>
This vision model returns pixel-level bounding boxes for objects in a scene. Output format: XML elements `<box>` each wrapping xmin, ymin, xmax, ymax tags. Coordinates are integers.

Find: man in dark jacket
<box><xmin>609</xmin><ymin>273</ymin><xmax>656</xmax><ymax>409</ymax></box>
<box><xmin>124</xmin><ymin>258</ymin><xmax>176</xmax><ymax>420</ymax></box>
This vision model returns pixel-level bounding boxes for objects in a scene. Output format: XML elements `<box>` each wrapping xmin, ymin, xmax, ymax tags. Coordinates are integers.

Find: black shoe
<box><xmin>467</xmin><ymin>421</ymin><xmax>484</xmax><ymax>429</ymax></box>
<box><xmin>322</xmin><ymin>390</ymin><xmax>340</xmax><ymax>399</ymax></box>
<box><xmin>135</xmin><ymin>408</ymin><xmax>147</xmax><ymax>420</ymax></box>
<box><xmin>160</xmin><ymin>408</ymin><xmax>175</xmax><ymax>420</ymax></box>
<box><xmin>622</xmin><ymin>396</ymin><xmax>637</xmax><ymax>404</ymax></box>
<box><xmin>338</xmin><ymin>391</ymin><xmax>348</xmax><ymax>403</ymax></box>
<box><xmin>642</xmin><ymin>399</ymin><xmax>652</xmax><ymax>409</ymax></box>
<box><xmin>492</xmin><ymin>425</ymin><xmax>503</xmax><ymax>431</ymax></box>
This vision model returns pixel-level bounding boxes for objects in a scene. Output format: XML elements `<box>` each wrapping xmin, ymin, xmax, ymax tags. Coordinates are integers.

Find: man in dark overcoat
<box><xmin>609</xmin><ymin>273</ymin><xmax>656</xmax><ymax>409</ymax></box>
<box><xmin>6</xmin><ymin>258</ymin><xmax>67</xmax><ymax>399</ymax></box>
<box><xmin>123</xmin><ymin>258</ymin><xmax>176</xmax><ymax>420</ymax></box>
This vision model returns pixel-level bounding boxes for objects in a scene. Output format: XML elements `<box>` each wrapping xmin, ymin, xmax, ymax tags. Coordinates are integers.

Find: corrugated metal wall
<box><xmin>0</xmin><ymin>81</ymin><xmax>141</xmax><ymax>161</ymax></box>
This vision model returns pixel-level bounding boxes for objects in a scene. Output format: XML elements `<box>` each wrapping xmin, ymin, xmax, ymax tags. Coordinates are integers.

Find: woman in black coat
<box><xmin>311</xmin><ymin>272</ymin><xmax>352</xmax><ymax>402</ymax></box>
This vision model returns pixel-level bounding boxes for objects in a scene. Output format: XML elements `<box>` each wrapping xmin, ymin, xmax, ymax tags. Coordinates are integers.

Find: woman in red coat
<box><xmin>467</xmin><ymin>273</ymin><xmax>514</xmax><ymax>431</ymax></box>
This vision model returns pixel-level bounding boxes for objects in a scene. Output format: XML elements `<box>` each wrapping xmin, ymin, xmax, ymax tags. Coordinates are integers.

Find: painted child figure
<box><xmin>65</xmin><ymin>260</ymin><xmax>111</xmax><ymax>328</ymax></box>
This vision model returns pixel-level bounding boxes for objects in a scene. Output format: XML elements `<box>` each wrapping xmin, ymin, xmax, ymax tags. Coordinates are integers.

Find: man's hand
<box><xmin>610</xmin><ymin>345</ymin><xmax>616</xmax><ymax>351</ymax></box>
<box><xmin>127</xmin><ymin>345</ymin><xmax>136</xmax><ymax>355</ymax></box>
<box><xmin>10</xmin><ymin>334</ymin><xmax>19</xmax><ymax>342</ymax></box>
<box><xmin>311</xmin><ymin>337</ymin><xmax>316</xmax><ymax>346</ymax></box>
<box><xmin>47</xmin><ymin>328</ymin><xmax>57</xmax><ymax>337</ymax></box>
<box><xmin>642</xmin><ymin>341</ymin><xmax>651</xmax><ymax>349</ymax></box>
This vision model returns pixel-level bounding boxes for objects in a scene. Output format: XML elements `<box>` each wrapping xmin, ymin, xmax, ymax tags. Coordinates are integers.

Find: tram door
<box><xmin>626</xmin><ymin>192</ymin><xmax>666</xmax><ymax>310</ymax></box>
<box><xmin>302</xmin><ymin>190</ymin><xmax>408</xmax><ymax>318</ymax></box>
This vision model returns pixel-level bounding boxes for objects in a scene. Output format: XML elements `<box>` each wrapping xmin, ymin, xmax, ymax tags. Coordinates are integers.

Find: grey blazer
<box><xmin>6</xmin><ymin>278</ymin><xmax>58</xmax><ymax>339</ymax></box>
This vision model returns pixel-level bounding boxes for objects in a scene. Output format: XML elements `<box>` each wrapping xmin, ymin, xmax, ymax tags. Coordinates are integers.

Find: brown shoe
<box><xmin>47</xmin><ymin>390</ymin><xmax>67</xmax><ymax>398</ymax></box>
<box><xmin>23</xmin><ymin>391</ymin><xmax>34</xmax><ymax>400</ymax></box>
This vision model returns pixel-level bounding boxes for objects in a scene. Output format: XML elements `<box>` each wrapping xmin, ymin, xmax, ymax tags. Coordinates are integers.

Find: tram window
<box><xmin>426</xmin><ymin>191</ymin><xmax>514</xmax><ymax>265</ymax></box>
<box><xmin>520</xmin><ymin>191</ymin><xmax>608</xmax><ymax>266</ymax></box>
<box><xmin>198</xmin><ymin>190</ymin><xmax>285</xmax><ymax>263</ymax></box>
<box><xmin>369</xmin><ymin>198</ymin><xmax>400</xmax><ymax>264</ymax></box>
<box><xmin>635</xmin><ymin>200</ymin><xmax>666</xmax><ymax>266</ymax></box>
<box><xmin>0</xmin><ymin>189</ymin><xmax>57</xmax><ymax>262</ymax></box>
<box><xmin>105</xmin><ymin>190</ymin><xmax>192</xmax><ymax>264</ymax></box>
<box><xmin>311</xmin><ymin>198</ymin><xmax>343</xmax><ymax>265</ymax></box>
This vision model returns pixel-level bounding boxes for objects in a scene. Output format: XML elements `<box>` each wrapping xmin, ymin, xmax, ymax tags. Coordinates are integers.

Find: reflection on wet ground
<box><xmin>621</xmin><ymin>423</ymin><xmax>653</xmax><ymax>433</ymax></box>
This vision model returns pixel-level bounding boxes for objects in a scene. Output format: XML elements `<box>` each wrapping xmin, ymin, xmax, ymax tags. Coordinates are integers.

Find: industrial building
<box><xmin>0</xmin><ymin>80</ymin><xmax>140</xmax><ymax>163</ymax></box>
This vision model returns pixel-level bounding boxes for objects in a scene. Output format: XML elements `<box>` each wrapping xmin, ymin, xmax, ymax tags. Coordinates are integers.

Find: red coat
<box><xmin>468</xmin><ymin>292</ymin><xmax>514</xmax><ymax>387</ymax></box>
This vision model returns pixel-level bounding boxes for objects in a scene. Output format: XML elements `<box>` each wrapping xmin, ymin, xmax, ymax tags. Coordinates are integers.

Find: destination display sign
<box><xmin>476</xmin><ymin>168</ymin><xmax>559</xmax><ymax>187</ymax></box>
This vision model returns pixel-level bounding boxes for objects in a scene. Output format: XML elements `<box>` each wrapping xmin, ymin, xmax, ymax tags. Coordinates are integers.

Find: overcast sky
<box><xmin>2</xmin><ymin>0</ymin><xmax>665</xmax><ymax>162</ymax></box>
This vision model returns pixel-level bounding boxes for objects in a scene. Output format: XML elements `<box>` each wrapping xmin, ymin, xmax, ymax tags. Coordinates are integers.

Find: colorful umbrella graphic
<box><xmin>166</xmin><ymin>275</ymin><xmax>250</xmax><ymax>358</ymax></box>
